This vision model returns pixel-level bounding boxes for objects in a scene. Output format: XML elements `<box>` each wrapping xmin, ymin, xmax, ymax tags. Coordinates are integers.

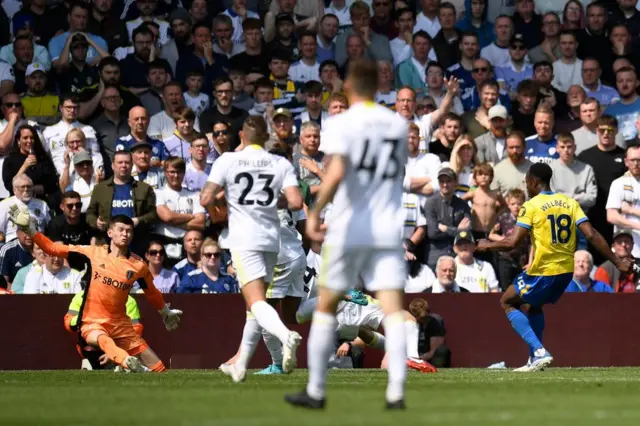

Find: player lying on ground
<box><xmin>200</xmin><ymin>116</ymin><xmax>304</xmax><ymax>383</ymax></box>
<box><xmin>9</xmin><ymin>207</ymin><xmax>182</xmax><ymax>372</ymax></box>
<box><xmin>295</xmin><ymin>295</ymin><xmax>437</xmax><ymax>373</ymax></box>
<box><xmin>476</xmin><ymin>162</ymin><xmax>634</xmax><ymax>372</ymax></box>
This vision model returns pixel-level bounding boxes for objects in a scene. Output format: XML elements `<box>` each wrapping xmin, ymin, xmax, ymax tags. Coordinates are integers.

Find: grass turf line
<box><xmin>1</xmin><ymin>368</ymin><xmax>640</xmax><ymax>426</ymax></box>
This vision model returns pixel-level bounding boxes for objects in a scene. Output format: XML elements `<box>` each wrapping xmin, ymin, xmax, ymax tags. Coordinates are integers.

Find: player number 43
<box><xmin>547</xmin><ymin>214</ymin><xmax>572</xmax><ymax>244</ymax></box>
<box><xmin>356</xmin><ymin>138</ymin><xmax>401</xmax><ymax>179</ymax></box>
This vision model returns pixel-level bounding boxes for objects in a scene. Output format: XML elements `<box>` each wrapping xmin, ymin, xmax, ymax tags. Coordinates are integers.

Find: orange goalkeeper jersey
<box><xmin>34</xmin><ymin>232</ymin><xmax>165</xmax><ymax>324</ymax></box>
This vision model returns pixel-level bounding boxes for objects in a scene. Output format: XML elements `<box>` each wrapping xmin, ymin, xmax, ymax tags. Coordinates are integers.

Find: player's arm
<box><xmin>200</xmin><ymin>181</ymin><xmax>224</xmax><ymax>208</ymax></box>
<box><xmin>33</xmin><ymin>232</ymin><xmax>71</xmax><ymax>258</ymax></box>
<box><xmin>140</xmin><ymin>266</ymin><xmax>182</xmax><ymax>331</ymax></box>
<box><xmin>579</xmin><ymin>221</ymin><xmax>633</xmax><ymax>274</ymax></box>
<box><xmin>476</xmin><ymin>224</ymin><xmax>528</xmax><ymax>252</ymax></box>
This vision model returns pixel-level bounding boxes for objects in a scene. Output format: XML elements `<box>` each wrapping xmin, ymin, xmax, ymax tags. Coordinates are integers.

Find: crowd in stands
<box><xmin>1</xmin><ymin>0</ymin><xmax>640</xmax><ymax>296</ymax></box>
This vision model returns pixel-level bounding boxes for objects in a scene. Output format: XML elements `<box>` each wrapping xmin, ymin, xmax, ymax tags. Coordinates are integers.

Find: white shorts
<box><xmin>336</xmin><ymin>300</ymin><xmax>384</xmax><ymax>340</ymax></box>
<box><xmin>319</xmin><ymin>246</ymin><xmax>406</xmax><ymax>293</ymax></box>
<box><xmin>267</xmin><ymin>255</ymin><xmax>307</xmax><ymax>299</ymax></box>
<box><xmin>231</xmin><ymin>250</ymin><xmax>278</xmax><ymax>287</ymax></box>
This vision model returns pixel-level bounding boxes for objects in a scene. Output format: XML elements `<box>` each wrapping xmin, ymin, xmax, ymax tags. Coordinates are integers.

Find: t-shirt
<box><xmin>551</xmin><ymin>59</ymin><xmax>583</xmax><ymax>93</ymax></box>
<box><xmin>524</xmin><ymin>135</ymin><xmax>559</xmax><ymax>164</ymax></box>
<box><xmin>605</xmin><ymin>97</ymin><xmax>640</xmax><ymax>141</ymax></box>
<box><xmin>322</xmin><ymin>102</ymin><xmax>408</xmax><ymax>248</ymax></box>
<box><xmin>23</xmin><ymin>265</ymin><xmax>83</xmax><ymax>294</ymax></box>
<box><xmin>173</xmin><ymin>258</ymin><xmax>198</xmax><ymax>283</ymax></box>
<box><xmin>178</xmin><ymin>269</ymin><xmax>240</xmax><ymax>294</ymax></box>
<box><xmin>480</xmin><ymin>42</ymin><xmax>510</xmax><ymax>67</ymax></box>
<box><xmin>116</xmin><ymin>135</ymin><xmax>169</xmax><ymax>164</ymax></box>
<box><xmin>0</xmin><ymin>240</ymin><xmax>33</xmax><ymax>282</ymax></box>
<box><xmin>111</xmin><ymin>183</ymin><xmax>135</xmax><ymax>218</ymax></box>
<box><xmin>46</xmin><ymin>214</ymin><xmax>92</xmax><ymax>246</ymax></box>
<box><xmin>417</xmin><ymin>313</ymin><xmax>446</xmax><ymax>355</ymax></box>
<box><xmin>605</xmin><ymin>175</ymin><xmax>640</xmax><ymax>257</ymax></box>
<box><xmin>454</xmin><ymin>258</ymin><xmax>499</xmax><ymax>293</ymax></box>
<box><xmin>288</xmin><ymin>60</ymin><xmax>320</xmax><ymax>84</ymax></box>
<box><xmin>184</xmin><ymin>92</ymin><xmax>210</xmax><ymax>117</ymax></box>
<box><xmin>154</xmin><ymin>186</ymin><xmax>205</xmax><ymax>240</ymax></box>
<box><xmin>207</xmin><ymin>145</ymin><xmax>299</xmax><ymax>252</ymax></box>
<box><xmin>183</xmin><ymin>162</ymin><xmax>212</xmax><ymax>192</ymax></box>
<box><xmin>277</xmin><ymin>208</ymin><xmax>306</xmax><ymax>264</ymax></box>
<box><xmin>428</xmin><ymin>140</ymin><xmax>453</xmax><ymax>163</ymax></box>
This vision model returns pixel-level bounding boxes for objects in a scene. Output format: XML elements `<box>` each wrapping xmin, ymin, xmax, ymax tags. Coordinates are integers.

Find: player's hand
<box><xmin>306</xmin><ymin>212</ymin><xmax>326</xmax><ymax>243</ymax></box>
<box><xmin>7</xmin><ymin>204</ymin><xmax>36</xmax><ymax>236</ymax></box>
<box><xmin>475</xmin><ymin>239</ymin><xmax>491</xmax><ymax>252</ymax></box>
<box><xmin>159</xmin><ymin>303</ymin><xmax>182</xmax><ymax>331</ymax></box>
<box><xmin>336</xmin><ymin>342</ymin><xmax>351</xmax><ymax>357</ymax></box>
<box><xmin>615</xmin><ymin>257</ymin><xmax>635</xmax><ymax>275</ymax></box>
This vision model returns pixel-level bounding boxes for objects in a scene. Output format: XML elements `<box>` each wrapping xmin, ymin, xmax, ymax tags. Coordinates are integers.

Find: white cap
<box><xmin>488</xmin><ymin>104</ymin><xmax>508</xmax><ymax>120</ymax></box>
<box><xmin>25</xmin><ymin>63</ymin><xmax>46</xmax><ymax>77</ymax></box>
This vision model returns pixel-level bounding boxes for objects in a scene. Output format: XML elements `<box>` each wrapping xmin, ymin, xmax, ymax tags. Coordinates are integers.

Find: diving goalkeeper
<box><xmin>8</xmin><ymin>206</ymin><xmax>182</xmax><ymax>372</ymax></box>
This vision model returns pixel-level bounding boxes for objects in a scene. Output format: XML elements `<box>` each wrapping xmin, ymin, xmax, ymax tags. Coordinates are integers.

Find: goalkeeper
<box><xmin>9</xmin><ymin>206</ymin><xmax>182</xmax><ymax>372</ymax></box>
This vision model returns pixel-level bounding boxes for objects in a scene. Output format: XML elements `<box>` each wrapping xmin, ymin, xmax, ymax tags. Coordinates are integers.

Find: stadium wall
<box><xmin>2</xmin><ymin>294</ymin><xmax>640</xmax><ymax>370</ymax></box>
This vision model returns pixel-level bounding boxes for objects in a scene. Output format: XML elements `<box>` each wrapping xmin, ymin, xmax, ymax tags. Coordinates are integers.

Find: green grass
<box><xmin>2</xmin><ymin>368</ymin><xmax>640</xmax><ymax>425</ymax></box>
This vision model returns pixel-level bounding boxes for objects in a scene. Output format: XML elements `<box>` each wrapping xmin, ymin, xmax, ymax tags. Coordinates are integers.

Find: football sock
<box><xmin>528</xmin><ymin>312</ymin><xmax>545</xmax><ymax>358</ymax></box>
<box><xmin>367</xmin><ymin>331</ymin><xmax>386</xmax><ymax>350</ymax></box>
<box><xmin>97</xmin><ymin>334</ymin><xmax>129</xmax><ymax>366</ymax></box>
<box><xmin>236</xmin><ymin>311</ymin><xmax>262</xmax><ymax>371</ymax></box>
<box><xmin>261</xmin><ymin>328</ymin><xmax>283</xmax><ymax>366</ymax></box>
<box><xmin>306</xmin><ymin>311</ymin><xmax>337</xmax><ymax>400</ymax></box>
<box><xmin>404</xmin><ymin>320</ymin><xmax>420</xmax><ymax>359</ymax></box>
<box><xmin>149</xmin><ymin>360</ymin><xmax>167</xmax><ymax>372</ymax></box>
<box><xmin>384</xmin><ymin>312</ymin><xmax>407</xmax><ymax>403</ymax></box>
<box><xmin>507</xmin><ymin>310</ymin><xmax>544</xmax><ymax>354</ymax></box>
<box><xmin>295</xmin><ymin>298</ymin><xmax>318</xmax><ymax>324</ymax></box>
<box><xmin>251</xmin><ymin>300</ymin><xmax>291</xmax><ymax>344</ymax></box>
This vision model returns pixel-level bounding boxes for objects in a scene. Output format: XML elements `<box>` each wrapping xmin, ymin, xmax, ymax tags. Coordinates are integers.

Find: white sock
<box><xmin>261</xmin><ymin>328</ymin><xmax>283</xmax><ymax>366</ymax></box>
<box><xmin>367</xmin><ymin>331</ymin><xmax>386</xmax><ymax>350</ymax></box>
<box><xmin>295</xmin><ymin>298</ymin><xmax>318</xmax><ymax>324</ymax></box>
<box><xmin>404</xmin><ymin>320</ymin><xmax>420</xmax><ymax>359</ymax></box>
<box><xmin>236</xmin><ymin>312</ymin><xmax>262</xmax><ymax>370</ymax></box>
<box><xmin>250</xmin><ymin>300</ymin><xmax>291</xmax><ymax>344</ymax></box>
<box><xmin>306</xmin><ymin>311</ymin><xmax>337</xmax><ymax>400</ymax></box>
<box><xmin>383</xmin><ymin>312</ymin><xmax>406</xmax><ymax>403</ymax></box>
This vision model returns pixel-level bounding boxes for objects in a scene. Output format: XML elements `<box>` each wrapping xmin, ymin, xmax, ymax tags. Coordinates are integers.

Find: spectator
<box><xmin>2</xmin><ymin>126</ymin><xmax>58</xmax><ymax>205</ymax></box>
<box><xmin>128</xmin><ymin>139</ymin><xmax>165</xmax><ymax>191</ymax></box>
<box><xmin>178</xmin><ymin>240</ymin><xmax>239</xmax><ymax>294</ymax></box>
<box><xmin>125</xmin><ymin>0</ymin><xmax>171</xmax><ymax>46</ymax></box>
<box><xmin>489</xmin><ymin>188</ymin><xmax>530</xmax><ymax>291</ymax></box>
<box><xmin>425</xmin><ymin>255</ymin><xmax>470</xmax><ymax>293</ymax></box>
<box><xmin>86</xmin><ymin>150</ymin><xmax>157</xmax><ymax>253</ymax></box>
<box><xmin>405</xmin><ymin>259</ymin><xmax>437</xmax><ymax>293</ymax></box>
<box><xmin>58</xmin><ymin>128</ymin><xmax>104</xmax><ymax>191</ymax></box>
<box><xmin>334</xmin><ymin>1</ymin><xmax>393</xmax><ymax>67</ymax></box>
<box><xmin>3</xmin><ymin>30</ymin><xmax>51</xmax><ymax>84</ymax></box>
<box><xmin>576</xmin><ymin>3</ymin><xmax>610</xmax><ymax>73</ymax></box>
<box><xmin>10</xmin><ymin>243</ymin><xmax>45</xmax><ymax>294</ymax></box>
<box><xmin>375</xmin><ymin>60</ymin><xmax>397</xmax><ymax>108</ymax></box>
<box><xmin>0</xmin><ymin>60</ymin><xmax>14</xmax><ymax>100</ymax></box>
<box><xmin>266</xmin><ymin>49</ymin><xmax>305</xmax><ymax>114</ymax></box>
<box><xmin>491</xmin><ymin>131</ymin><xmax>532</xmax><ymax>198</ymax></box>
<box><xmin>173</xmin><ymin>228</ymin><xmax>203</xmax><ymax>282</ymax></box>
<box><xmin>159</xmin><ymin>8</ymin><xmax>193</xmax><ymax>75</ymax></box>
<box><xmin>77</xmin><ymin>57</ymin><xmax>143</xmax><ymax>122</ymax></box>
<box><xmin>561</xmin><ymin>0</ymin><xmax>585</xmax><ymax>30</ymax></box>
<box><xmin>609</xmin><ymin>0</ymin><xmax>640</xmax><ymax>40</ymax></box>
<box><xmin>453</xmin><ymin>230</ymin><xmax>499</xmax><ymax>292</ymax></box>
<box><xmin>267</xmin><ymin>13</ymin><xmax>301</xmax><ymax>62</ymax></box>
<box><xmin>581</xmin><ymin>58</ymin><xmax>619</xmax><ymax>107</ymax></box>
<box><xmin>403</xmin><ymin>121</ymin><xmax>441</xmax><ymax>196</ymax></box>
<box><xmin>408</xmin><ymin>298</ymin><xmax>451</xmax><ymax>368</ymax></box>
<box><xmin>550</xmin><ymin>133</ymin><xmax>597</xmax><ymax>214</ymax></box>
<box><xmin>144</xmin><ymin>240</ymin><xmax>179</xmax><ymax>293</ymax></box>
<box><xmin>176</xmin><ymin>22</ymin><xmax>228</xmax><ymax>97</ymax></box>
<box><xmin>461</xmin><ymin>79</ymin><xmax>501</xmax><ymax>139</ymax></box>
<box><xmin>289</xmin><ymin>32</ymin><xmax>320</xmax><ymax>84</ymax></box>
<box><xmin>390</xmin><ymin>8</ymin><xmax>421</xmax><ymax>67</ymax></box>
<box><xmin>154</xmin><ymin>157</ymin><xmax>206</xmax><ymax>260</ymax></box>
<box><xmin>120</xmin><ymin>25</ymin><xmax>170</xmax><ymax>92</ymax></box>
<box><xmin>578</xmin><ymin>115</ymin><xmax>627</xmax><ymax>247</ymax></box>
<box><xmin>474</xmin><ymin>104</ymin><xmax>509</xmax><ymax>165</ymax></box>
<box><xmin>90</xmin><ymin>86</ymin><xmax>131</xmax><ymax>163</ymax></box>
<box><xmin>431</xmin><ymin>2</ymin><xmax>461</xmax><ymax>70</ymax></box>
<box><xmin>11</xmin><ymin>0</ymin><xmax>66</xmax><ymax>47</ymax></box>
<box><xmin>461</xmin><ymin>59</ymin><xmax>511</xmax><ymax>113</ymax></box>
<box><xmin>455</xmin><ymin>0</ymin><xmax>493</xmax><ymax>49</ymax></box>
<box><xmin>63</xmin><ymin>151</ymin><xmax>102</xmax><ymax>213</ymax></box>
<box><xmin>0</xmin><ymin>173</ymin><xmax>50</xmax><ymax>243</ymax></box>
<box><xmin>188</xmin><ymin>0</ymin><xmax>209</xmax><ymax>25</ymax></box>
<box><xmin>369</xmin><ymin>0</ymin><xmax>397</xmax><ymax>40</ymax></box>
<box><xmin>528</xmin><ymin>12</ymin><xmax>561</xmax><ymax>64</ymax></box>
<box><xmin>183</xmin><ymin>133</ymin><xmax>212</xmax><ymax>192</ymax></box>
<box><xmin>430</xmin><ymin>113</ymin><xmax>462</xmax><ymax>162</ymax></box>
<box><xmin>199</xmin><ymin>77</ymin><xmax>249</xmax><ymax>150</ymax></box>
<box><xmin>0</xmin><ymin>228</ymin><xmax>34</xmax><ymax>286</ymax></box>
<box><xmin>468</xmin><ymin>162</ymin><xmax>503</xmax><ymax>241</ymax></box>
<box><xmin>480</xmin><ymin>15</ymin><xmax>513</xmax><ymax>67</ymax></box>
<box><xmin>213</xmin><ymin>14</ymin><xmax>245</xmax><ymax>58</ymax></box>
<box><xmin>533</xmin><ymin>60</ymin><xmax>567</xmax><ymax>115</ymax></box>
<box><xmin>164</xmin><ymin>107</ymin><xmax>197</xmax><ymax>160</ymax></box>
<box><xmin>117</xmin><ymin>106</ymin><xmax>168</xmax><ymax>169</ymax></box>
<box><xmin>294</xmin><ymin>121</ymin><xmax>323</xmax><ymax>194</ymax></box>
<box><xmin>424</xmin><ymin>167</ymin><xmax>472</xmax><ymax>269</ymax></box>
<box><xmin>295</xmin><ymin>81</ymin><xmax>329</xmax><ymax>132</ymax></box>
<box><xmin>229</xmin><ymin>67</ymin><xmax>253</xmax><ymax>112</ymax></box>
<box><xmin>448</xmin><ymin>136</ymin><xmax>478</xmax><ymax>198</ymax></box>
<box><xmin>447</xmin><ymin>32</ymin><xmax>480</xmax><ymax>106</ymax></box>
<box><xmin>605</xmin><ymin>67</ymin><xmax>640</xmax><ymax>141</ymax></box>
<box><xmin>510</xmin><ymin>80</ymin><xmax>538</xmax><ymax>137</ymax></box>
<box><xmin>87</xmin><ymin>0</ymin><xmax>129</xmax><ymax>53</ymax></box>
<box><xmin>551</xmin><ymin>30</ymin><xmax>582</xmax><ymax>93</ymax></box>
<box><xmin>317</xmin><ymin>14</ymin><xmax>338</xmax><ymax>63</ymax></box>
<box><xmin>512</xmin><ymin>0</ymin><xmax>542</xmax><ymax>49</ymax></box>
<box><xmin>554</xmin><ymin>84</ymin><xmax>586</xmax><ymax>134</ymax></box>
<box><xmin>222</xmin><ymin>0</ymin><xmax>260</xmax><ymax>45</ymax></box>
<box><xmin>606</xmin><ymin>143</ymin><xmax>640</xmax><ymax>254</ymax></box>
<box><xmin>594</xmin><ymin>229</ymin><xmax>638</xmax><ymax>292</ymax></box>
<box><xmin>56</xmin><ymin>33</ymin><xmax>99</xmax><ymax>95</ymax></box>
<box><xmin>233</xmin><ymin>19</ymin><xmax>270</xmax><ymax>78</ymax></box>
<box><xmin>495</xmin><ymin>33</ymin><xmax>532</xmax><ymax>100</ymax></box>
<box><xmin>395</xmin><ymin>31</ymin><xmax>434</xmax><ymax>97</ymax></box>
<box><xmin>606</xmin><ymin>24</ymin><xmax>640</xmax><ymax>86</ymax></box>
<box><xmin>49</xmin><ymin>2</ymin><xmax>109</xmax><ymax>73</ymax></box>
<box><xmin>524</xmin><ymin>106</ymin><xmax>558</xmax><ymax>164</ymax></box>
<box><xmin>572</xmin><ymin>98</ymin><xmax>626</xmax><ymax>155</ymax></box>
<box><xmin>148</xmin><ymin>82</ymin><xmax>195</xmax><ymax>141</ymax></box>
<box><xmin>23</xmin><ymin>241</ymin><xmax>83</xmax><ymax>294</ymax></box>
<box><xmin>325</xmin><ymin>0</ymin><xmax>350</xmax><ymax>34</ymax></box>
<box><xmin>267</xmin><ymin>107</ymin><xmax>298</xmax><ymax>151</ymax></box>
<box><xmin>208</xmin><ymin>122</ymin><xmax>231</xmax><ymax>163</ymax></box>
<box><xmin>415</xmin><ymin>0</ymin><xmax>441</xmax><ymax>39</ymax></box>
<box><xmin>139</xmin><ymin>60</ymin><xmax>170</xmax><ymax>116</ymax></box>
<box><xmin>21</xmin><ymin>63</ymin><xmax>59</xmax><ymax>126</ymax></box>
<box><xmin>565</xmin><ymin>250</ymin><xmax>613</xmax><ymax>293</ymax></box>
<box><xmin>425</xmin><ymin>62</ymin><xmax>464</xmax><ymax>114</ymax></box>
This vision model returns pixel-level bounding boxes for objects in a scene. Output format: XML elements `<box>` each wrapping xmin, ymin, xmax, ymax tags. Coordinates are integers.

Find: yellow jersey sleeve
<box><xmin>573</xmin><ymin>201</ymin><xmax>589</xmax><ymax>227</ymax></box>
<box><xmin>515</xmin><ymin>200</ymin><xmax>534</xmax><ymax>230</ymax></box>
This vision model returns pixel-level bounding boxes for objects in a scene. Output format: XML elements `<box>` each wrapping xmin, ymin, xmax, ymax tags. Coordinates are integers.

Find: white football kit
<box><xmin>207</xmin><ymin>145</ymin><xmax>299</xmax><ymax>285</ymax></box>
<box><xmin>320</xmin><ymin>102</ymin><xmax>408</xmax><ymax>292</ymax></box>
<box><xmin>269</xmin><ymin>208</ymin><xmax>307</xmax><ymax>299</ymax></box>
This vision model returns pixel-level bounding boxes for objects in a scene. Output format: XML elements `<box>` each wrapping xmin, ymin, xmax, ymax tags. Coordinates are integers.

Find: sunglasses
<box><xmin>213</xmin><ymin>130</ymin><xmax>229</xmax><ymax>137</ymax></box>
<box><xmin>148</xmin><ymin>249</ymin><xmax>165</xmax><ymax>256</ymax></box>
<box><xmin>3</xmin><ymin>102</ymin><xmax>21</xmax><ymax>108</ymax></box>
<box><xmin>202</xmin><ymin>252</ymin><xmax>222</xmax><ymax>259</ymax></box>
<box><xmin>598</xmin><ymin>127</ymin><xmax>615</xmax><ymax>134</ymax></box>
<box><xmin>510</xmin><ymin>45</ymin><xmax>526</xmax><ymax>51</ymax></box>
<box><xmin>65</xmin><ymin>202</ymin><xmax>82</xmax><ymax>210</ymax></box>
<box><xmin>472</xmin><ymin>67</ymin><xmax>489</xmax><ymax>73</ymax></box>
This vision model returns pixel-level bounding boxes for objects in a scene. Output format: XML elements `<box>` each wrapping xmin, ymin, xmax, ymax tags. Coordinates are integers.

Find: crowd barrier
<box><xmin>2</xmin><ymin>294</ymin><xmax>640</xmax><ymax>370</ymax></box>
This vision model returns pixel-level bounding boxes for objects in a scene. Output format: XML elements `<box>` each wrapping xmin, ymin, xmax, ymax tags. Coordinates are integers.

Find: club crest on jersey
<box><xmin>518</xmin><ymin>206</ymin><xmax>526</xmax><ymax>218</ymax></box>
<box><xmin>126</xmin><ymin>270</ymin><xmax>134</xmax><ymax>280</ymax></box>
<box><xmin>34</xmin><ymin>208</ymin><xmax>41</xmax><ymax>216</ymax></box>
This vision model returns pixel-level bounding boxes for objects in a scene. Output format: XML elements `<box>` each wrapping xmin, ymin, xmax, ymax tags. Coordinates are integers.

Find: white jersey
<box><xmin>336</xmin><ymin>296</ymin><xmax>385</xmax><ymax>340</ymax></box>
<box><xmin>155</xmin><ymin>185</ymin><xmax>206</xmax><ymax>240</ymax></box>
<box><xmin>405</xmin><ymin>263</ymin><xmax>436</xmax><ymax>293</ymax></box>
<box><xmin>605</xmin><ymin>174</ymin><xmax>640</xmax><ymax>257</ymax></box>
<box><xmin>0</xmin><ymin>196</ymin><xmax>50</xmax><ymax>242</ymax></box>
<box><xmin>42</xmin><ymin>120</ymin><xmax>100</xmax><ymax>176</ymax></box>
<box><xmin>207</xmin><ymin>145</ymin><xmax>298</xmax><ymax>252</ymax></box>
<box><xmin>184</xmin><ymin>92</ymin><xmax>210</xmax><ymax>117</ymax></box>
<box><xmin>322</xmin><ymin>102</ymin><xmax>408</xmax><ymax>248</ymax></box>
<box><xmin>455</xmin><ymin>257</ymin><xmax>499</xmax><ymax>293</ymax></box>
<box><xmin>277</xmin><ymin>208</ymin><xmax>306</xmax><ymax>264</ymax></box>
<box><xmin>23</xmin><ymin>265</ymin><xmax>83</xmax><ymax>294</ymax></box>
<box><xmin>303</xmin><ymin>249</ymin><xmax>321</xmax><ymax>300</ymax></box>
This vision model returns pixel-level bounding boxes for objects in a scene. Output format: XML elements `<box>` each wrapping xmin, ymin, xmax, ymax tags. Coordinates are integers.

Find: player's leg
<box><xmin>138</xmin><ymin>347</ymin><xmax>166</xmax><ymax>372</ymax></box>
<box><xmin>113</xmin><ymin>323</ymin><xmax>164</xmax><ymax>372</ymax></box>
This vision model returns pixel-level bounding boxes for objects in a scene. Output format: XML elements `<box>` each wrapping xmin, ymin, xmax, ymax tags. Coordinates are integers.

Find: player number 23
<box><xmin>547</xmin><ymin>214</ymin><xmax>572</xmax><ymax>244</ymax></box>
<box><xmin>235</xmin><ymin>172</ymin><xmax>275</xmax><ymax>206</ymax></box>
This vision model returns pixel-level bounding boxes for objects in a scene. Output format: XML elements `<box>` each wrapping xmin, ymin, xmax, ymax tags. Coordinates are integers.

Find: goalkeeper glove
<box><xmin>159</xmin><ymin>303</ymin><xmax>182</xmax><ymax>331</ymax></box>
<box><xmin>7</xmin><ymin>204</ymin><xmax>37</xmax><ymax>236</ymax></box>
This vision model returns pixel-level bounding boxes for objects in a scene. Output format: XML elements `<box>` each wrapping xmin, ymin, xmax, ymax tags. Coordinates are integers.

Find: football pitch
<box><xmin>2</xmin><ymin>368</ymin><xmax>640</xmax><ymax>425</ymax></box>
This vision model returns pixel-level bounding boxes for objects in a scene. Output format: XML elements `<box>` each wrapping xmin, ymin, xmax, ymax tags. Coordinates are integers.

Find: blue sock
<box><xmin>528</xmin><ymin>312</ymin><xmax>545</xmax><ymax>357</ymax></box>
<box><xmin>506</xmin><ymin>310</ymin><xmax>543</xmax><ymax>355</ymax></box>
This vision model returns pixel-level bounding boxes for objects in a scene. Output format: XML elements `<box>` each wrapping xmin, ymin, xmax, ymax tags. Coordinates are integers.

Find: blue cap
<box><xmin>12</xmin><ymin>15</ymin><xmax>35</xmax><ymax>36</ymax></box>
